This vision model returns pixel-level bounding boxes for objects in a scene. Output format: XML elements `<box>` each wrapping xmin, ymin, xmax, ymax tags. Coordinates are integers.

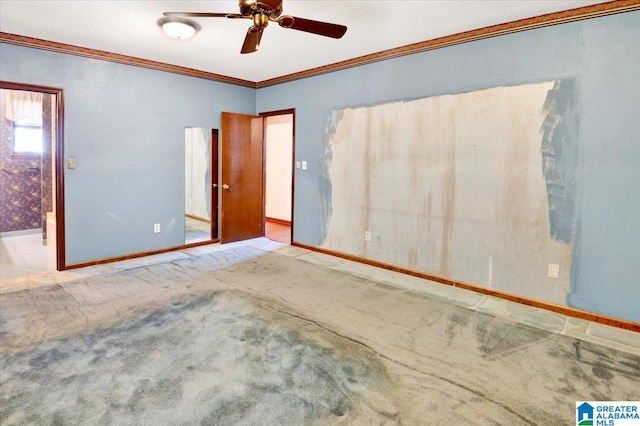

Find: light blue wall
<box><xmin>567</xmin><ymin>13</ymin><xmax>640</xmax><ymax>322</ymax></box>
<box><xmin>257</xmin><ymin>17</ymin><xmax>581</xmax><ymax>244</ymax></box>
<box><xmin>1</xmin><ymin>11</ymin><xmax>638</xmax><ymax>321</ymax></box>
<box><xmin>0</xmin><ymin>44</ymin><xmax>256</xmax><ymax>264</ymax></box>
<box><xmin>257</xmin><ymin>12</ymin><xmax>640</xmax><ymax>322</ymax></box>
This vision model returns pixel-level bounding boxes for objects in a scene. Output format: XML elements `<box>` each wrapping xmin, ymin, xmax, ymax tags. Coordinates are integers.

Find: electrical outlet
<box><xmin>364</xmin><ymin>231</ymin><xmax>371</xmax><ymax>241</ymax></box>
<box><xmin>301</xmin><ymin>161</ymin><xmax>307</xmax><ymax>170</ymax></box>
<box><xmin>548</xmin><ymin>263</ymin><xmax>559</xmax><ymax>279</ymax></box>
<box><xmin>154</xmin><ymin>223</ymin><xmax>161</xmax><ymax>234</ymax></box>
<box><xmin>67</xmin><ymin>158</ymin><xmax>76</xmax><ymax>169</ymax></box>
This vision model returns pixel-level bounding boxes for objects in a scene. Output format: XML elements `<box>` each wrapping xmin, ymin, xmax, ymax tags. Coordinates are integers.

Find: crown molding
<box><xmin>1</xmin><ymin>1</ymin><xmax>639</xmax><ymax>89</ymax></box>
<box><xmin>257</xmin><ymin>0</ymin><xmax>640</xmax><ymax>88</ymax></box>
<box><xmin>0</xmin><ymin>32</ymin><xmax>257</xmax><ymax>88</ymax></box>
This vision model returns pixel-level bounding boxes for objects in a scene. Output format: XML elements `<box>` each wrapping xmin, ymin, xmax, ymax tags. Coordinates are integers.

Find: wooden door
<box><xmin>220</xmin><ymin>112</ymin><xmax>264</xmax><ymax>243</ymax></box>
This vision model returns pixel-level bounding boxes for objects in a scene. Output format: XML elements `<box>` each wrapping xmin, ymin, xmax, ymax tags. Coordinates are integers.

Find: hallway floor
<box><xmin>265</xmin><ymin>220</ymin><xmax>291</xmax><ymax>244</ymax></box>
<box><xmin>1</xmin><ymin>238</ymin><xmax>638</xmax><ymax>424</ymax></box>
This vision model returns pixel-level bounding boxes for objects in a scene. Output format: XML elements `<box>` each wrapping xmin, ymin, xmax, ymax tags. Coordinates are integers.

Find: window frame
<box><xmin>11</xmin><ymin>121</ymin><xmax>43</xmax><ymax>159</ymax></box>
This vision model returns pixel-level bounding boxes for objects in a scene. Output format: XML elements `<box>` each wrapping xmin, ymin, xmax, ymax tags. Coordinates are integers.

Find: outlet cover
<box><xmin>364</xmin><ymin>231</ymin><xmax>371</xmax><ymax>241</ymax></box>
<box><xmin>154</xmin><ymin>223</ymin><xmax>161</xmax><ymax>233</ymax></box>
<box><xmin>548</xmin><ymin>263</ymin><xmax>559</xmax><ymax>279</ymax></box>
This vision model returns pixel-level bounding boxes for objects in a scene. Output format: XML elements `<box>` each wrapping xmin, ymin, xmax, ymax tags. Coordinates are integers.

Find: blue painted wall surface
<box><xmin>0</xmin><ymin>44</ymin><xmax>256</xmax><ymax>264</ymax></box>
<box><xmin>567</xmin><ymin>13</ymin><xmax>640</xmax><ymax>322</ymax></box>
<box><xmin>1</xmin><ymin>11</ymin><xmax>637</xmax><ymax>321</ymax></box>
<box><xmin>257</xmin><ymin>12</ymin><xmax>640</xmax><ymax>322</ymax></box>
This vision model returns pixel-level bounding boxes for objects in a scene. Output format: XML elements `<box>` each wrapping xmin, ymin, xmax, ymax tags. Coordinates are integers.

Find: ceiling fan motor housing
<box><xmin>239</xmin><ymin>0</ymin><xmax>283</xmax><ymax>18</ymax></box>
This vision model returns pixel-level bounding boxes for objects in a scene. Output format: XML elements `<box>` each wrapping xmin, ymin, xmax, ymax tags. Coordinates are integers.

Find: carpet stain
<box><xmin>0</xmin><ymin>291</ymin><xmax>397</xmax><ymax>425</ymax></box>
<box><xmin>1</xmin><ymin>246</ymin><xmax>639</xmax><ymax>425</ymax></box>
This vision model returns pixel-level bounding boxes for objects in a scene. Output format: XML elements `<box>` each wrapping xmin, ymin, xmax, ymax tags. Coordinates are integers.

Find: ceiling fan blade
<box><xmin>241</xmin><ymin>27</ymin><xmax>263</xmax><ymax>54</ymax></box>
<box><xmin>277</xmin><ymin>16</ymin><xmax>347</xmax><ymax>39</ymax></box>
<box><xmin>163</xmin><ymin>12</ymin><xmax>243</xmax><ymax>19</ymax></box>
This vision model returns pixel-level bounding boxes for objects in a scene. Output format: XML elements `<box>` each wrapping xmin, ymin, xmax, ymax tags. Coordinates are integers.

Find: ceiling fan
<box><xmin>164</xmin><ymin>0</ymin><xmax>347</xmax><ymax>54</ymax></box>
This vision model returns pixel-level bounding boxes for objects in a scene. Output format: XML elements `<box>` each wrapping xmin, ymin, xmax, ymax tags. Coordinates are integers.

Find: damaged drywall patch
<box><xmin>318</xmin><ymin>110</ymin><xmax>344</xmax><ymax>243</ymax></box>
<box><xmin>321</xmin><ymin>81</ymin><xmax>575</xmax><ymax>306</ymax></box>
<box><xmin>541</xmin><ymin>80</ymin><xmax>578</xmax><ymax>244</ymax></box>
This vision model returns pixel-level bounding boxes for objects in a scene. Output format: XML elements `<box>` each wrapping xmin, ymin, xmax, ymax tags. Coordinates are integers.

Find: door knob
<box><xmin>222</xmin><ymin>184</ymin><xmax>230</xmax><ymax>190</ymax></box>
<box><xmin>212</xmin><ymin>183</ymin><xmax>218</xmax><ymax>189</ymax></box>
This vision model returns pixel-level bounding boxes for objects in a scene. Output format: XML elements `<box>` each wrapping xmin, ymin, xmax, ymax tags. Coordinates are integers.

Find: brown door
<box><xmin>220</xmin><ymin>112</ymin><xmax>264</xmax><ymax>243</ymax></box>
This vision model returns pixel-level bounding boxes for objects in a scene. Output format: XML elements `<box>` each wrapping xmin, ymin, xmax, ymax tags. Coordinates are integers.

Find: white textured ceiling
<box><xmin>0</xmin><ymin>1</ymin><xmax>611</xmax><ymax>82</ymax></box>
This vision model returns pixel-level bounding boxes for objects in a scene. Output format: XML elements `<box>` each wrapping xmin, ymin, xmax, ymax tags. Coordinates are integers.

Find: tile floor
<box><xmin>0</xmin><ymin>230</ymin><xmax>55</xmax><ymax>280</ymax></box>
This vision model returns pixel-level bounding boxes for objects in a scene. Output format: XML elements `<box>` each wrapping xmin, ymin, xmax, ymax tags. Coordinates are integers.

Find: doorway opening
<box><xmin>0</xmin><ymin>82</ymin><xmax>65</xmax><ymax>278</ymax></box>
<box><xmin>212</xmin><ymin>109</ymin><xmax>295</xmax><ymax>246</ymax></box>
<box><xmin>261</xmin><ymin>110</ymin><xmax>294</xmax><ymax>245</ymax></box>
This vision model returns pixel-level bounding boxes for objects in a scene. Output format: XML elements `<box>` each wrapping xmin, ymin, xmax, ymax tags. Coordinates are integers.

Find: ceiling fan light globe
<box><xmin>162</xmin><ymin>21</ymin><xmax>198</xmax><ymax>40</ymax></box>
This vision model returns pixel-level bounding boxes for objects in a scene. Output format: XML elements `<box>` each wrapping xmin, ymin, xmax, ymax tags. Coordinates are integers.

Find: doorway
<box><xmin>262</xmin><ymin>110</ymin><xmax>294</xmax><ymax>245</ymax></box>
<box><xmin>0</xmin><ymin>82</ymin><xmax>64</xmax><ymax>278</ymax></box>
<box><xmin>218</xmin><ymin>109</ymin><xmax>295</xmax><ymax>246</ymax></box>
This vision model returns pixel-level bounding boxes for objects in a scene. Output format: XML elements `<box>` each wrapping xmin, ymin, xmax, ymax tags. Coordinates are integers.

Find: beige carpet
<box><xmin>1</xmin><ymin>245</ymin><xmax>639</xmax><ymax>424</ymax></box>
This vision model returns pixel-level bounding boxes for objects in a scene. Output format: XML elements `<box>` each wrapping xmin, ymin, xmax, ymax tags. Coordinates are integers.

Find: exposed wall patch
<box><xmin>541</xmin><ymin>80</ymin><xmax>578</xmax><ymax>244</ymax></box>
<box><xmin>322</xmin><ymin>81</ymin><xmax>574</xmax><ymax>305</ymax></box>
<box><xmin>319</xmin><ymin>110</ymin><xmax>344</xmax><ymax>244</ymax></box>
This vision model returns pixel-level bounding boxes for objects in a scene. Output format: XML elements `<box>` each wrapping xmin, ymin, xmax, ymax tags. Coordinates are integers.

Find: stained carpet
<box><xmin>1</xmin><ymin>245</ymin><xmax>638</xmax><ymax>425</ymax></box>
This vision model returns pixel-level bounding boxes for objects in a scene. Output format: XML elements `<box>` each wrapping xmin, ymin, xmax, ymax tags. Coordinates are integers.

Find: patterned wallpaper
<box><xmin>0</xmin><ymin>90</ymin><xmax>53</xmax><ymax>234</ymax></box>
<box><xmin>41</xmin><ymin>94</ymin><xmax>53</xmax><ymax>240</ymax></box>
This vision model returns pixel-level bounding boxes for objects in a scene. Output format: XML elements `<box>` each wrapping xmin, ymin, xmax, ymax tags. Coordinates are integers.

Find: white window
<box><xmin>13</xmin><ymin>119</ymin><xmax>42</xmax><ymax>156</ymax></box>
